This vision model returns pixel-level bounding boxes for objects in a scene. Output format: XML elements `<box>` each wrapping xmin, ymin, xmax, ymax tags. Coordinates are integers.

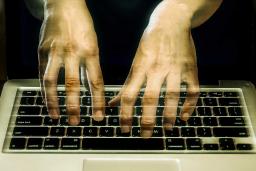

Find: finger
<box><xmin>85</xmin><ymin>57</ymin><xmax>105</xmax><ymax>121</ymax></box>
<box><xmin>65</xmin><ymin>56</ymin><xmax>81</xmax><ymax>125</ymax></box>
<box><xmin>43</xmin><ymin>55</ymin><xmax>62</xmax><ymax>119</ymax></box>
<box><xmin>163</xmin><ymin>71</ymin><xmax>181</xmax><ymax>130</ymax></box>
<box><xmin>141</xmin><ymin>75</ymin><xmax>164</xmax><ymax>138</ymax></box>
<box><xmin>119</xmin><ymin>68</ymin><xmax>145</xmax><ymax>133</ymax></box>
<box><xmin>180</xmin><ymin>75</ymin><xmax>199</xmax><ymax>121</ymax></box>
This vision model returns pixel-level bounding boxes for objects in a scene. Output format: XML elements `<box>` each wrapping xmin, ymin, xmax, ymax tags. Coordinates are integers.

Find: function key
<box><xmin>224</xmin><ymin>92</ymin><xmax>239</xmax><ymax>97</ymax></box>
<box><xmin>200</xmin><ymin>92</ymin><xmax>208</xmax><ymax>97</ymax></box>
<box><xmin>208</xmin><ymin>92</ymin><xmax>223</xmax><ymax>97</ymax></box>
<box><xmin>22</xmin><ymin>91</ymin><xmax>37</xmax><ymax>96</ymax></box>
<box><xmin>57</xmin><ymin>91</ymin><xmax>66</xmax><ymax>96</ymax></box>
<box><xmin>105</xmin><ymin>91</ymin><xmax>115</xmax><ymax>96</ymax></box>
<box><xmin>9</xmin><ymin>138</ymin><xmax>26</xmax><ymax>149</ymax></box>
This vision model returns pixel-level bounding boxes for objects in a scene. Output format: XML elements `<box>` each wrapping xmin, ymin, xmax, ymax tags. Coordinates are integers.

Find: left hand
<box><xmin>109</xmin><ymin>0</ymin><xmax>199</xmax><ymax>138</ymax></box>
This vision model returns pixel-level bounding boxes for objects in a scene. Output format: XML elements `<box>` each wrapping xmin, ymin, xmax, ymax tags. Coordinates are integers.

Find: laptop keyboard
<box><xmin>4</xmin><ymin>88</ymin><xmax>255</xmax><ymax>152</ymax></box>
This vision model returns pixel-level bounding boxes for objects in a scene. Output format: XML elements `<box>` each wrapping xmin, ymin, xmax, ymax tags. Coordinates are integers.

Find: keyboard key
<box><xmin>228</xmin><ymin>107</ymin><xmax>243</xmax><ymax>116</ymax></box>
<box><xmin>181</xmin><ymin>127</ymin><xmax>196</xmax><ymax>137</ymax></box>
<box><xmin>80</xmin><ymin>107</ymin><xmax>88</xmax><ymax>115</ymax></box>
<box><xmin>237</xmin><ymin>144</ymin><xmax>253</xmax><ymax>150</ymax></box>
<box><xmin>44</xmin><ymin>138</ymin><xmax>60</xmax><ymax>150</ymax></box>
<box><xmin>203</xmin><ymin>144</ymin><xmax>219</xmax><ymax>150</ymax></box>
<box><xmin>219</xmin><ymin>138</ymin><xmax>235</xmax><ymax>150</ymax></box>
<box><xmin>165</xmin><ymin>127</ymin><xmax>180</xmax><ymax>137</ymax></box>
<box><xmin>35</xmin><ymin>97</ymin><xmax>45</xmax><ymax>105</ymax></box>
<box><xmin>213</xmin><ymin>127</ymin><xmax>248</xmax><ymax>137</ymax></box>
<box><xmin>67</xmin><ymin>127</ymin><xmax>81</xmax><ymax>137</ymax></box>
<box><xmin>43</xmin><ymin>116</ymin><xmax>59</xmax><ymax>126</ymax></box>
<box><xmin>60</xmin><ymin>116</ymin><xmax>69</xmax><ymax>126</ymax></box>
<box><xmin>18</xmin><ymin>106</ymin><xmax>41</xmax><ymax>115</ymax></box>
<box><xmin>9</xmin><ymin>138</ymin><xmax>26</xmax><ymax>149</ymax></box>
<box><xmin>80</xmin><ymin>116</ymin><xmax>91</xmax><ymax>126</ymax></box>
<box><xmin>82</xmin><ymin>97</ymin><xmax>91</xmax><ymax>105</ymax></box>
<box><xmin>200</xmin><ymin>92</ymin><xmax>208</xmax><ymax>97</ymax></box>
<box><xmin>187</xmin><ymin>117</ymin><xmax>202</xmax><ymax>126</ymax></box>
<box><xmin>196</xmin><ymin>98</ymin><xmax>203</xmax><ymax>106</ymax></box>
<box><xmin>175</xmin><ymin>117</ymin><xmax>187</xmax><ymax>126</ymax></box>
<box><xmin>197</xmin><ymin>127</ymin><xmax>212</xmax><ymax>137</ymax></box>
<box><xmin>92</xmin><ymin>117</ymin><xmax>106</xmax><ymax>126</ymax></box>
<box><xmin>116</xmin><ymin>127</ymin><xmax>131</xmax><ymax>137</ymax></box>
<box><xmin>82</xmin><ymin>138</ymin><xmax>164</xmax><ymax>150</ymax></box>
<box><xmin>213</xmin><ymin>107</ymin><xmax>227</xmax><ymax>116</ymax></box>
<box><xmin>135</xmin><ymin>107</ymin><xmax>142</xmax><ymax>116</ymax></box>
<box><xmin>105</xmin><ymin>107</ymin><xmax>118</xmax><ymax>115</ymax></box>
<box><xmin>156</xmin><ymin>107</ymin><xmax>164</xmax><ymax>116</ymax></box>
<box><xmin>41</xmin><ymin>107</ymin><xmax>48</xmax><ymax>115</ymax></box>
<box><xmin>59</xmin><ymin>107</ymin><xmax>67</xmax><ymax>115</ymax></box>
<box><xmin>57</xmin><ymin>91</ymin><xmax>66</xmax><ymax>96</ymax></box>
<box><xmin>61</xmin><ymin>138</ymin><xmax>80</xmax><ymax>150</ymax></box>
<box><xmin>166</xmin><ymin>138</ymin><xmax>185</xmax><ymax>150</ymax></box>
<box><xmin>219</xmin><ymin>98</ymin><xmax>240</xmax><ymax>106</ymax></box>
<box><xmin>197</xmin><ymin>107</ymin><xmax>212</xmax><ymax>116</ymax></box>
<box><xmin>13</xmin><ymin>127</ymin><xmax>49</xmax><ymax>136</ymax></box>
<box><xmin>132</xmin><ymin>127</ymin><xmax>141</xmax><ymax>137</ymax></box>
<box><xmin>186</xmin><ymin>138</ymin><xmax>202</xmax><ymax>150</ymax></box>
<box><xmin>105</xmin><ymin>91</ymin><xmax>115</xmax><ymax>96</ymax></box>
<box><xmin>208</xmin><ymin>92</ymin><xmax>223</xmax><ymax>97</ymax></box>
<box><xmin>50</xmin><ymin>127</ymin><xmax>65</xmax><ymax>136</ymax></box>
<box><xmin>20</xmin><ymin>97</ymin><xmax>35</xmax><ymax>105</ymax></box>
<box><xmin>224</xmin><ymin>92</ymin><xmax>238</xmax><ymax>97</ymax></box>
<box><xmin>22</xmin><ymin>91</ymin><xmax>37</xmax><ymax>96</ymax></box>
<box><xmin>83</xmin><ymin>127</ymin><xmax>98</xmax><ymax>137</ymax></box>
<box><xmin>27</xmin><ymin>138</ymin><xmax>43</xmax><ymax>149</ymax></box>
<box><xmin>203</xmin><ymin>117</ymin><xmax>218</xmax><ymax>126</ymax></box>
<box><xmin>58</xmin><ymin>97</ymin><xmax>65</xmax><ymax>106</ymax></box>
<box><xmin>16</xmin><ymin>116</ymin><xmax>43</xmax><ymax>126</ymax></box>
<box><xmin>99</xmin><ymin>127</ymin><xmax>114</xmax><ymax>137</ymax></box>
<box><xmin>203</xmin><ymin>98</ymin><xmax>217</xmax><ymax>106</ymax></box>
<box><xmin>152</xmin><ymin>127</ymin><xmax>163</xmax><ymax>137</ymax></box>
<box><xmin>108</xmin><ymin>116</ymin><xmax>119</xmax><ymax>126</ymax></box>
<box><xmin>218</xmin><ymin>117</ymin><xmax>245</xmax><ymax>126</ymax></box>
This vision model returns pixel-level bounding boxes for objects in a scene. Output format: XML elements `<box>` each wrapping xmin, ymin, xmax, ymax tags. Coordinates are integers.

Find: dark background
<box><xmin>4</xmin><ymin>0</ymin><xmax>256</xmax><ymax>85</ymax></box>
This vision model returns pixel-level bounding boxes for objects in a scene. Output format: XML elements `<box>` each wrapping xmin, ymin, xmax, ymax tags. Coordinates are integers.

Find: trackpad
<box><xmin>83</xmin><ymin>158</ymin><xmax>181</xmax><ymax>171</ymax></box>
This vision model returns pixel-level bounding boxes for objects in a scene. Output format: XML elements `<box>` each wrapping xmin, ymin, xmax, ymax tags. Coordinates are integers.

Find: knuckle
<box><xmin>121</xmin><ymin>93</ymin><xmax>136</xmax><ymax>104</ymax></box>
<box><xmin>43</xmin><ymin>74</ymin><xmax>57</xmax><ymax>86</ymax></box>
<box><xmin>83</xmin><ymin>43</ymin><xmax>99</xmax><ymax>57</ymax></box>
<box><xmin>141</xmin><ymin>117</ymin><xmax>155</xmax><ymax>128</ymax></box>
<box><xmin>165</xmin><ymin>91</ymin><xmax>180</xmax><ymax>99</ymax></box>
<box><xmin>62</xmin><ymin>41</ymin><xmax>77</xmax><ymax>53</ymax></box>
<box><xmin>143</xmin><ymin>92</ymin><xmax>158</xmax><ymax>104</ymax></box>
<box><xmin>65</xmin><ymin>78</ymin><xmax>80</xmax><ymax>92</ymax></box>
<box><xmin>90</xmin><ymin>78</ymin><xmax>104</xmax><ymax>90</ymax></box>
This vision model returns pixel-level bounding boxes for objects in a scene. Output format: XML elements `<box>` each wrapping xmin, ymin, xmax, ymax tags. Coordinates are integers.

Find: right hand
<box><xmin>38</xmin><ymin>0</ymin><xmax>105</xmax><ymax>125</ymax></box>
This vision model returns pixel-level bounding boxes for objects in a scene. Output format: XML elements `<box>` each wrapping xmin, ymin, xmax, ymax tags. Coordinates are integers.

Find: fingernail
<box><xmin>69</xmin><ymin>115</ymin><xmax>80</xmax><ymax>126</ymax></box>
<box><xmin>164</xmin><ymin>123</ymin><xmax>173</xmax><ymax>131</ymax></box>
<box><xmin>181</xmin><ymin>113</ymin><xmax>189</xmax><ymax>121</ymax></box>
<box><xmin>141</xmin><ymin>130</ymin><xmax>152</xmax><ymax>139</ymax></box>
<box><xmin>121</xmin><ymin>126</ymin><xmax>130</xmax><ymax>133</ymax></box>
<box><xmin>50</xmin><ymin>109</ymin><xmax>59</xmax><ymax>119</ymax></box>
<box><xmin>93</xmin><ymin>110</ymin><xmax>104</xmax><ymax>121</ymax></box>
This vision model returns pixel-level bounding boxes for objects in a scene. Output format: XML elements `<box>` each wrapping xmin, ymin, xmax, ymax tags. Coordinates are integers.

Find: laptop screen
<box><xmin>4</xmin><ymin>0</ymin><xmax>255</xmax><ymax>85</ymax></box>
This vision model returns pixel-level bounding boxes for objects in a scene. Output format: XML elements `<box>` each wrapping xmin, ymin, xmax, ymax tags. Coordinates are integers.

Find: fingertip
<box><xmin>69</xmin><ymin>115</ymin><xmax>80</xmax><ymax>126</ymax></box>
<box><xmin>164</xmin><ymin>123</ymin><xmax>174</xmax><ymax>131</ymax></box>
<box><xmin>141</xmin><ymin>130</ymin><xmax>152</xmax><ymax>139</ymax></box>
<box><xmin>92</xmin><ymin>110</ymin><xmax>104</xmax><ymax>121</ymax></box>
<box><xmin>49</xmin><ymin>108</ymin><xmax>60</xmax><ymax>119</ymax></box>
<box><xmin>180</xmin><ymin>112</ymin><xmax>190</xmax><ymax>121</ymax></box>
<box><xmin>121</xmin><ymin>126</ymin><xmax>131</xmax><ymax>133</ymax></box>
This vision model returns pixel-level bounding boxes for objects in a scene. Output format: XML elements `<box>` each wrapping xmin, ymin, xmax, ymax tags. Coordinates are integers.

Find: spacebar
<box><xmin>82</xmin><ymin>138</ymin><xmax>164</xmax><ymax>150</ymax></box>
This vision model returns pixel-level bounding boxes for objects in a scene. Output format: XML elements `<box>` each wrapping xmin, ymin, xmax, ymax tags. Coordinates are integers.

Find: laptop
<box><xmin>1</xmin><ymin>0</ymin><xmax>256</xmax><ymax>171</ymax></box>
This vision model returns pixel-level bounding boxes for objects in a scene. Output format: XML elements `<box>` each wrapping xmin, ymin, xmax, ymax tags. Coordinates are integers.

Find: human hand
<box><xmin>38</xmin><ymin>0</ymin><xmax>105</xmax><ymax>125</ymax></box>
<box><xmin>109</xmin><ymin>0</ymin><xmax>199</xmax><ymax>138</ymax></box>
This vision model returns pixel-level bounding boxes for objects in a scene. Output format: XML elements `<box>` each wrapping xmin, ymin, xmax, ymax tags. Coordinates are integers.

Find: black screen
<box><xmin>5</xmin><ymin>0</ymin><xmax>255</xmax><ymax>85</ymax></box>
